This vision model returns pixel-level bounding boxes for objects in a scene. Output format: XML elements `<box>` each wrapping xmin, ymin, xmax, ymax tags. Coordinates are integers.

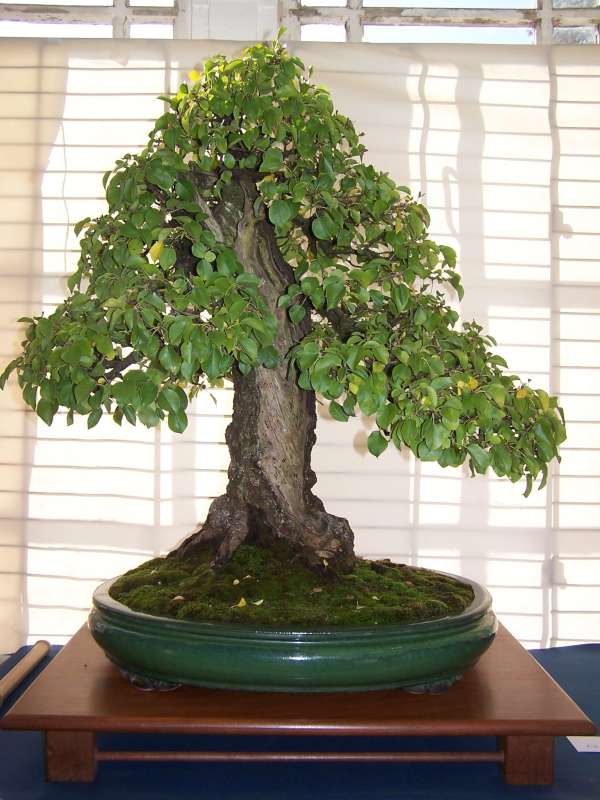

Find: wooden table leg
<box><xmin>45</xmin><ymin>731</ymin><xmax>97</xmax><ymax>782</ymax></box>
<box><xmin>501</xmin><ymin>735</ymin><xmax>554</xmax><ymax>785</ymax></box>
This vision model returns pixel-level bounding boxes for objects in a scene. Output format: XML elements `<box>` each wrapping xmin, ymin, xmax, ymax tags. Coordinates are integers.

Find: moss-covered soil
<box><xmin>109</xmin><ymin>542</ymin><xmax>474</xmax><ymax>627</ymax></box>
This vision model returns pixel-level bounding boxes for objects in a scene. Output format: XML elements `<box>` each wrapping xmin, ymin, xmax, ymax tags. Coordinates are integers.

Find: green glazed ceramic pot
<box><xmin>89</xmin><ymin>573</ymin><xmax>497</xmax><ymax>693</ymax></box>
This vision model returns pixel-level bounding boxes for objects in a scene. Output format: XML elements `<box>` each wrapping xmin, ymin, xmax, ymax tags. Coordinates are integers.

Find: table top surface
<box><xmin>1</xmin><ymin>623</ymin><xmax>595</xmax><ymax>737</ymax></box>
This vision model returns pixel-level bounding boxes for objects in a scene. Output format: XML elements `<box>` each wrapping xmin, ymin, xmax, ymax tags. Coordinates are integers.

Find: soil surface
<box><xmin>109</xmin><ymin>543</ymin><xmax>474</xmax><ymax>627</ymax></box>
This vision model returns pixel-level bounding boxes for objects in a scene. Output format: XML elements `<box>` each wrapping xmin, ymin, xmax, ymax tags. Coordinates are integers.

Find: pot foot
<box><xmin>403</xmin><ymin>673</ymin><xmax>463</xmax><ymax>694</ymax></box>
<box><xmin>120</xmin><ymin>669</ymin><xmax>181</xmax><ymax>692</ymax></box>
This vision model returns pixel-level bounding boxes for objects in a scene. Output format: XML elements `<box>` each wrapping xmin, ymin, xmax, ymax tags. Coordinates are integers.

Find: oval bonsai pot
<box><xmin>89</xmin><ymin>573</ymin><xmax>497</xmax><ymax>693</ymax></box>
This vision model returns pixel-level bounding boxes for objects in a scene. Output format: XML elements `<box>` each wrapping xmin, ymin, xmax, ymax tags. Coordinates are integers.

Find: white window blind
<box><xmin>0</xmin><ymin>40</ymin><xmax>598</xmax><ymax>652</ymax></box>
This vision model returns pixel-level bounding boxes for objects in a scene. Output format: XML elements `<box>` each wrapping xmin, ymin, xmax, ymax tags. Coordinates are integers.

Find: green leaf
<box><xmin>258</xmin><ymin>346</ymin><xmax>279</xmax><ymax>369</ymax></box>
<box><xmin>329</xmin><ymin>400</ymin><xmax>348</xmax><ymax>422</ymax></box>
<box><xmin>325</xmin><ymin>281</ymin><xmax>345</xmax><ymax>310</ymax></box>
<box><xmin>23</xmin><ymin>384</ymin><xmax>37</xmax><ymax>409</ymax></box>
<box><xmin>138</xmin><ymin>407</ymin><xmax>160</xmax><ymax>428</ymax></box>
<box><xmin>438</xmin><ymin>447</ymin><xmax>464</xmax><ymax>468</ymax></box>
<box><xmin>492</xmin><ymin>444</ymin><xmax>512</xmax><ymax>475</ymax></box>
<box><xmin>240</xmin><ymin>336</ymin><xmax>258</xmax><ymax>361</ymax></box>
<box><xmin>420</xmin><ymin>383</ymin><xmax>438</xmax><ymax>408</ymax></box>
<box><xmin>467</xmin><ymin>444</ymin><xmax>492</xmax><ymax>474</ymax></box>
<box><xmin>236</xmin><ymin>273</ymin><xmax>261</xmax><ymax>289</ymax></box>
<box><xmin>36</xmin><ymin>399</ymin><xmax>57</xmax><ymax>426</ymax></box>
<box><xmin>367</xmin><ymin>430</ymin><xmax>388</xmax><ymax>458</ymax></box>
<box><xmin>159</xmin><ymin>346</ymin><xmax>181</xmax><ymax>374</ymax></box>
<box><xmin>537</xmin><ymin>388</ymin><xmax>550</xmax><ymax>412</ymax></box>
<box><xmin>159</xmin><ymin>246</ymin><xmax>177</xmax><ymax>269</ymax></box>
<box><xmin>357</xmin><ymin>382</ymin><xmax>379</xmax><ymax>417</ymax></box>
<box><xmin>259</xmin><ymin>147</ymin><xmax>284</xmax><ymax>173</ymax></box>
<box><xmin>312</xmin><ymin>213</ymin><xmax>337</xmax><ymax>241</ymax></box>
<box><xmin>534</xmin><ymin>420</ymin><xmax>557</xmax><ymax>462</ymax></box>
<box><xmin>289</xmin><ymin>304</ymin><xmax>306</xmax><ymax>324</ymax></box>
<box><xmin>417</xmin><ymin>442</ymin><xmax>443</xmax><ymax>461</ymax></box>
<box><xmin>441</xmin><ymin>406</ymin><xmax>461</xmax><ymax>431</ymax></box>
<box><xmin>146</xmin><ymin>163</ymin><xmax>175</xmax><ymax>191</ymax></box>
<box><xmin>168</xmin><ymin>317</ymin><xmax>188</xmax><ymax>345</ymax></box>
<box><xmin>268</xmin><ymin>199</ymin><xmax>295</xmax><ymax>227</ymax></box>
<box><xmin>423</xmin><ymin>419</ymin><xmax>447</xmax><ymax>450</ymax></box>
<box><xmin>376</xmin><ymin>403</ymin><xmax>399</xmax><ymax>430</ymax></box>
<box><xmin>62</xmin><ymin>339</ymin><xmax>93</xmax><ymax>366</ymax></box>
<box><xmin>217</xmin><ymin>249</ymin><xmax>240</xmax><ymax>275</ymax></box>
<box><xmin>87</xmin><ymin>408</ymin><xmax>102</xmax><ymax>429</ymax></box>
<box><xmin>168</xmin><ymin>410</ymin><xmax>188</xmax><ymax>433</ymax></box>
<box><xmin>414</xmin><ymin>307</ymin><xmax>427</xmax><ymax>326</ymax></box>
<box><xmin>240</xmin><ymin>316</ymin><xmax>268</xmax><ymax>335</ymax></box>
<box><xmin>298</xmin><ymin>370</ymin><xmax>311</xmax><ymax>390</ymax></box>
<box><xmin>123</xmin><ymin>405</ymin><xmax>137</xmax><ymax>426</ymax></box>
<box><xmin>369</xmin><ymin>341</ymin><xmax>389</xmax><ymax>364</ymax></box>
<box><xmin>539</xmin><ymin>462</ymin><xmax>549</xmax><ymax>491</ymax></box>
<box><xmin>431</xmin><ymin>376</ymin><xmax>452</xmax><ymax>392</ymax></box>
<box><xmin>74</xmin><ymin>376</ymin><xmax>96</xmax><ymax>406</ymax></box>
<box><xmin>391</xmin><ymin>283</ymin><xmax>409</xmax><ymax>313</ymax></box>
<box><xmin>485</xmin><ymin>383</ymin><xmax>506</xmax><ymax>407</ymax></box>
<box><xmin>400</xmin><ymin>417</ymin><xmax>420</xmax><ymax>448</ymax></box>
<box><xmin>158</xmin><ymin>386</ymin><xmax>182</xmax><ymax>414</ymax></box>
<box><xmin>295</xmin><ymin>341</ymin><xmax>320</xmax><ymax>371</ymax></box>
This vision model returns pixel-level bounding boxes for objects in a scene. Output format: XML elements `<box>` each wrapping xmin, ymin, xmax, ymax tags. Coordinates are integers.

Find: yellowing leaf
<box><xmin>537</xmin><ymin>389</ymin><xmax>550</xmax><ymax>411</ymax></box>
<box><xmin>516</xmin><ymin>387</ymin><xmax>529</xmax><ymax>399</ymax></box>
<box><xmin>252</xmin><ymin>599</ymin><xmax>264</xmax><ymax>606</ymax></box>
<box><xmin>232</xmin><ymin>597</ymin><xmax>247</xmax><ymax>608</ymax></box>
<box><xmin>467</xmin><ymin>377</ymin><xmax>479</xmax><ymax>390</ymax></box>
<box><xmin>188</xmin><ymin>69</ymin><xmax>201</xmax><ymax>82</ymax></box>
<box><xmin>149</xmin><ymin>241</ymin><xmax>164</xmax><ymax>263</ymax></box>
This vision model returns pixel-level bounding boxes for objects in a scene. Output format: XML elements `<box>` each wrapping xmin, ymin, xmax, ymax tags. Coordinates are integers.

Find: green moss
<box><xmin>109</xmin><ymin>542</ymin><xmax>474</xmax><ymax>627</ymax></box>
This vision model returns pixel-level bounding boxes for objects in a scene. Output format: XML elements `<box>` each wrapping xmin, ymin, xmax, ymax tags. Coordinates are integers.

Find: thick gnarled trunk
<box><xmin>172</xmin><ymin>175</ymin><xmax>355</xmax><ymax>573</ymax></box>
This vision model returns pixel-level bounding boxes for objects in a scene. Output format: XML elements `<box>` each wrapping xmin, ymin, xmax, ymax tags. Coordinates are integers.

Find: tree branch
<box><xmin>105</xmin><ymin>352</ymin><xmax>141</xmax><ymax>383</ymax></box>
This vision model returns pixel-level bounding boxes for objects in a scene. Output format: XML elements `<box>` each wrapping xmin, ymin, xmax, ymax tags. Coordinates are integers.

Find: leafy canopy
<box><xmin>0</xmin><ymin>38</ymin><xmax>565</xmax><ymax>495</ymax></box>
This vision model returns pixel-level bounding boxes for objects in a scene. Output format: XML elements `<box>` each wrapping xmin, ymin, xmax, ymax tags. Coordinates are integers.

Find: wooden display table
<box><xmin>0</xmin><ymin>623</ymin><xmax>595</xmax><ymax>786</ymax></box>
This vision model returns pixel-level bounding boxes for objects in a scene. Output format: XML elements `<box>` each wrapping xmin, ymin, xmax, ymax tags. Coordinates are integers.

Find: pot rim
<box><xmin>92</xmin><ymin>569</ymin><xmax>493</xmax><ymax>643</ymax></box>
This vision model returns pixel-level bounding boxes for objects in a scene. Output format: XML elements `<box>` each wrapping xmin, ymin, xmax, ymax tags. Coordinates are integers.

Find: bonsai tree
<box><xmin>1</xmin><ymin>39</ymin><xmax>565</xmax><ymax>578</ymax></box>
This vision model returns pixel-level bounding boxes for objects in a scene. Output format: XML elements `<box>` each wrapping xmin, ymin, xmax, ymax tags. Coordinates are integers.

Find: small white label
<box><xmin>567</xmin><ymin>737</ymin><xmax>600</xmax><ymax>753</ymax></box>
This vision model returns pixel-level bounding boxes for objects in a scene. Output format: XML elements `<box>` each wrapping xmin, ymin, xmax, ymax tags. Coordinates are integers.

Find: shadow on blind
<box><xmin>0</xmin><ymin>40</ymin><xmax>597</xmax><ymax>651</ymax></box>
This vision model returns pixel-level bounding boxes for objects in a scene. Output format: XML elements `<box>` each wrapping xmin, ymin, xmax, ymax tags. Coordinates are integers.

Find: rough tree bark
<box><xmin>171</xmin><ymin>173</ymin><xmax>355</xmax><ymax>573</ymax></box>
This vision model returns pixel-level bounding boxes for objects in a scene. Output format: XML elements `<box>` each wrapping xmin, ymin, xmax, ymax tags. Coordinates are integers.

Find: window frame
<box><xmin>280</xmin><ymin>0</ymin><xmax>600</xmax><ymax>45</ymax></box>
<box><xmin>1</xmin><ymin>0</ymin><xmax>598</xmax><ymax>41</ymax></box>
<box><xmin>0</xmin><ymin>0</ymin><xmax>177</xmax><ymax>37</ymax></box>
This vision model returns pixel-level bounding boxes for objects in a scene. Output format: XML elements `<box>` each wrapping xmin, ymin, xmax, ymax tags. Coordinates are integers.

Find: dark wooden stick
<box><xmin>98</xmin><ymin>750</ymin><xmax>504</xmax><ymax>763</ymax></box>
